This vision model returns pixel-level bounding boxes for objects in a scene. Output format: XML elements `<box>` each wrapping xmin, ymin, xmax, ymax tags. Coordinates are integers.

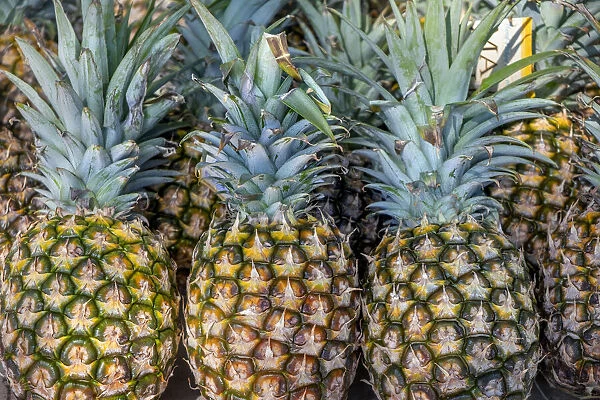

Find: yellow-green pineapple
<box><xmin>351</xmin><ymin>0</ymin><xmax>560</xmax><ymax>397</ymax></box>
<box><xmin>183</xmin><ymin>2</ymin><xmax>361</xmax><ymax>398</ymax></box>
<box><xmin>0</xmin><ymin>1</ymin><xmax>187</xmax><ymax>398</ymax></box>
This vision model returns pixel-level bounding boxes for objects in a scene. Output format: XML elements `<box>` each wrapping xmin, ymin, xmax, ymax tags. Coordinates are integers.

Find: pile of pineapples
<box><xmin>2</xmin><ymin>0</ymin><xmax>600</xmax><ymax>399</ymax></box>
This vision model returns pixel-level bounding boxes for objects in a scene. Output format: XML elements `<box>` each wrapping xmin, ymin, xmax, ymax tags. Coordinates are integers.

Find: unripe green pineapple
<box><xmin>344</xmin><ymin>0</ymin><xmax>563</xmax><ymax>397</ymax></box>
<box><xmin>0</xmin><ymin>1</ymin><xmax>188</xmax><ymax>398</ymax></box>
<box><xmin>183</xmin><ymin>3</ymin><xmax>361</xmax><ymax>398</ymax></box>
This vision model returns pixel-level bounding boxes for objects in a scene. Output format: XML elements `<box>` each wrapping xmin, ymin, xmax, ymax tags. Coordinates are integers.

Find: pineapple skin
<box><xmin>0</xmin><ymin>212</ymin><xmax>180</xmax><ymax>400</ymax></box>
<box><xmin>363</xmin><ymin>220</ymin><xmax>540</xmax><ymax>399</ymax></box>
<box><xmin>542</xmin><ymin>206</ymin><xmax>600</xmax><ymax>396</ymax></box>
<box><xmin>489</xmin><ymin>114</ymin><xmax>588</xmax><ymax>266</ymax></box>
<box><xmin>185</xmin><ymin>215</ymin><xmax>361</xmax><ymax>400</ymax></box>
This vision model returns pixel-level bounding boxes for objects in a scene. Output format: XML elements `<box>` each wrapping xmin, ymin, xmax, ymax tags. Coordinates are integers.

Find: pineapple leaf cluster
<box><xmin>293</xmin><ymin>0</ymin><xmax>389</xmax><ymax>120</ymax></box>
<box><xmin>169</xmin><ymin>0</ymin><xmax>288</xmax><ymax>121</ymax></box>
<box><xmin>347</xmin><ymin>0</ymin><xmax>561</xmax><ymax>226</ymax></box>
<box><xmin>2</xmin><ymin>0</ymin><xmax>188</xmax><ymax>215</ymax></box>
<box><xmin>186</xmin><ymin>0</ymin><xmax>340</xmax><ymax>221</ymax></box>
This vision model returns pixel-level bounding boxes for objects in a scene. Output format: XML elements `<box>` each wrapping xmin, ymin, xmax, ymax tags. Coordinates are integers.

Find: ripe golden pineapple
<box><xmin>489</xmin><ymin>112</ymin><xmax>591</xmax><ymax>265</ymax></box>
<box><xmin>539</xmin><ymin>10</ymin><xmax>600</xmax><ymax>394</ymax></box>
<box><xmin>0</xmin><ymin>1</ymin><xmax>187</xmax><ymax>398</ymax></box>
<box><xmin>349</xmin><ymin>0</ymin><xmax>560</xmax><ymax>397</ymax></box>
<box><xmin>183</xmin><ymin>3</ymin><xmax>361</xmax><ymax>398</ymax></box>
<box><xmin>486</xmin><ymin>1</ymin><xmax>600</xmax><ymax>266</ymax></box>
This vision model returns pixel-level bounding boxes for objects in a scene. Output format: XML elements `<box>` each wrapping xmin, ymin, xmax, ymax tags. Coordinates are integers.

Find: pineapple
<box><xmin>349</xmin><ymin>0</ymin><xmax>561</xmax><ymax>397</ymax></box>
<box><xmin>0</xmin><ymin>0</ymin><xmax>84</xmax><ymax>267</ymax></box>
<box><xmin>183</xmin><ymin>1</ymin><xmax>361</xmax><ymax>399</ymax></box>
<box><xmin>485</xmin><ymin>1</ymin><xmax>600</xmax><ymax>265</ymax></box>
<box><xmin>0</xmin><ymin>1</ymin><xmax>187</xmax><ymax>398</ymax></box>
<box><xmin>538</xmin><ymin>7</ymin><xmax>600</xmax><ymax>395</ymax></box>
<box><xmin>489</xmin><ymin>112</ymin><xmax>591</xmax><ymax>265</ymax></box>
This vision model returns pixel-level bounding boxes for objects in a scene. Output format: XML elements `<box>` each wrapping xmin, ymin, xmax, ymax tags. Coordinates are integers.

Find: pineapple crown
<box><xmin>349</xmin><ymin>0</ymin><xmax>563</xmax><ymax>227</ymax></box>
<box><xmin>3</xmin><ymin>0</ymin><xmax>188</xmax><ymax>216</ymax></box>
<box><xmin>0</xmin><ymin>0</ymin><xmax>80</xmax><ymax>39</ymax></box>
<box><xmin>185</xmin><ymin>0</ymin><xmax>340</xmax><ymax>222</ymax></box>
<box><xmin>178</xmin><ymin>0</ymin><xmax>286</xmax><ymax>62</ymax></box>
<box><xmin>292</xmin><ymin>0</ymin><xmax>389</xmax><ymax>121</ymax></box>
<box><xmin>530</xmin><ymin>1</ymin><xmax>600</xmax><ymax>56</ymax></box>
<box><xmin>172</xmin><ymin>0</ymin><xmax>287</xmax><ymax>121</ymax></box>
